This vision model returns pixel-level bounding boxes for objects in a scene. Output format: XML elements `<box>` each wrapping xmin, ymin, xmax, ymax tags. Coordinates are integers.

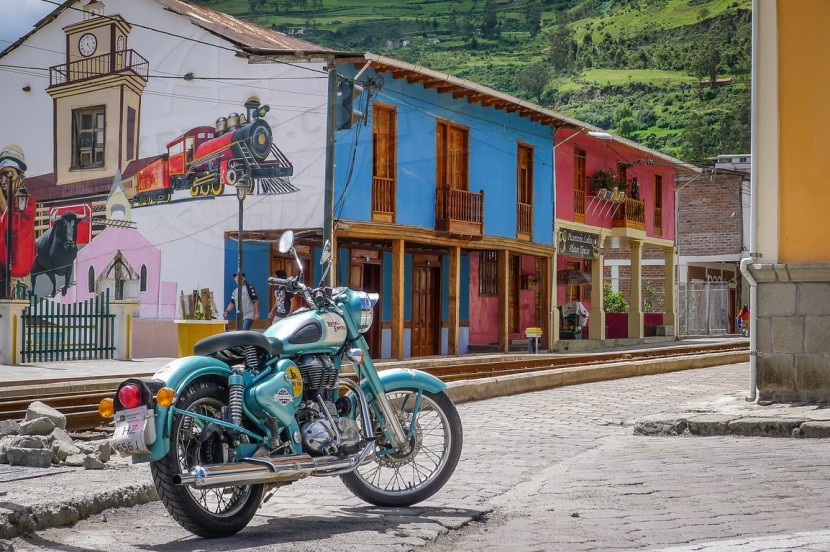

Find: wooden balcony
<box><xmin>654</xmin><ymin>207</ymin><xmax>663</xmax><ymax>236</ymax></box>
<box><xmin>612</xmin><ymin>197</ymin><xmax>646</xmax><ymax>231</ymax></box>
<box><xmin>436</xmin><ymin>187</ymin><xmax>484</xmax><ymax>237</ymax></box>
<box><xmin>49</xmin><ymin>50</ymin><xmax>149</xmax><ymax>87</ymax></box>
<box><xmin>517</xmin><ymin>202</ymin><xmax>532</xmax><ymax>240</ymax></box>
<box><xmin>372</xmin><ymin>176</ymin><xmax>395</xmax><ymax>222</ymax></box>
<box><xmin>574</xmin><ymin>189</ymin><xmax>586</xmax><ymax>222</ymax></box>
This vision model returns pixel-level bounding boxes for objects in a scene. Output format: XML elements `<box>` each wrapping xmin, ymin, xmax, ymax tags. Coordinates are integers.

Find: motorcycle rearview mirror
<box><xmin>278</xmin><ymin>230</ymin><xmax>295</xmax><ymax>254</ymax></box>
<box><xmin>318</xmin><ymin>240</ymin><xmax>332</xmax><ymax>287</ymax></box>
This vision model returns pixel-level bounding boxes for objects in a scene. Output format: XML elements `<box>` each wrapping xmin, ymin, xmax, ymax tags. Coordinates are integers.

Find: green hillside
<box><xmin>189</xmin><ymin>0</ymin><xmax>752</xmax><ymax>163</ymax></box>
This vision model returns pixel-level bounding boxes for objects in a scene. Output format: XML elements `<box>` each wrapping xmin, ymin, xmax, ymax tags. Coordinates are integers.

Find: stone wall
<box><xmin>751</xmin><ymin>263</ymin><xmax>830</xmax><ymax>402</ymax></box>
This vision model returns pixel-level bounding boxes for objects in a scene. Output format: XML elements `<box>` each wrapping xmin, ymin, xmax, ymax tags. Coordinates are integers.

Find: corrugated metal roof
<box><xmin>154</xmin><ymin>0</ymin><xmax>348</xmax><ymax>56</ymax></box>
<box><xmin>1</xmin><ymin>0</ymin><xmax>354</xmax><ymax>60</ymax></box>
<box><xmin>362</xmin><ymin>53</ymin><xmax>700</xmax><ymax>175</ymax></box>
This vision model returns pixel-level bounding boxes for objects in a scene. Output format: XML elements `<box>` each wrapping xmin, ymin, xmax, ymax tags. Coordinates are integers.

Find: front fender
<box><xmin>362</xmin><ymin>368</ymin><xmax>447</xmax><ymax>400</ymax></box>
<box><xmin>131</xmin><ymin>356</ymin><xmax>232</xmax><ymax>463</ymax></box>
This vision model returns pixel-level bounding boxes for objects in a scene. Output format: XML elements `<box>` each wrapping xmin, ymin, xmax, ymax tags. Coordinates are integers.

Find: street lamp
<box><xmin>234</xmin><ymin>181</ymin><xmax>248</xmax><ymax>330</ymax></box>
<box><xmin>4</xmin><ymin>185</ymin><xmax>29</xmax><ymax>300</ymax></box>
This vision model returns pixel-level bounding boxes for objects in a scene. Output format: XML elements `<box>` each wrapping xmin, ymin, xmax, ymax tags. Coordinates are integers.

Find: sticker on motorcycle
<box><xmin>285</xmin><ymin>366</ymin><xmax>303</xmax><ymax>397</ymax></box>
<box><xmin>273</xmin><ymin>388</ymin><xmax>292</xmax><ymax>406</ymax></box>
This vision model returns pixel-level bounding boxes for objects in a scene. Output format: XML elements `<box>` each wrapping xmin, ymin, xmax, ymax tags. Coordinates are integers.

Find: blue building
<box><xmin>331</xmin><ymin>54</ymin><xmax>584</xmax><ymax>359</ymax></box>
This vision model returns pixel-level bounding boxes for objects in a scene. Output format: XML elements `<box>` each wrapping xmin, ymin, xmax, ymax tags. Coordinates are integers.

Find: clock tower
<box><xmin>47</xmin><ymin>0</ymin><xmax>148</xmax><ymax>186</ymax></box>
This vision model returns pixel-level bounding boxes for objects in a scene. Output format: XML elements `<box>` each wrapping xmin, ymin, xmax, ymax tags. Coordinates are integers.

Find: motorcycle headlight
<box><xmin>357</xmin><ymin>292</ymin><xmax>379</xmax><ymax>333</ymax></box>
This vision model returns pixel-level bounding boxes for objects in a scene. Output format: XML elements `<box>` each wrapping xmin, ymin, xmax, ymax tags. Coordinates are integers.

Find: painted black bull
<box><xmin>31</xmin><ymin>211</ymin><xmax>85</xmax><ymax>297</ymax></box>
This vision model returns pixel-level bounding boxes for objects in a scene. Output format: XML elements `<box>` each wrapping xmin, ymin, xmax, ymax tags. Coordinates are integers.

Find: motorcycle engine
<box><xmin>295</xmin><ymin>354</ymin><xmax>338</xmax><ymax>392</ymax></box>
<box><xmin>293</xmin><ymin>355</ymin><xmax>360</xmax><ymax>456</ymax></box>
<box><xmin>298</xmin><ymin>401</ymin><xmax>361</xmax><ymax>456</ymax></box>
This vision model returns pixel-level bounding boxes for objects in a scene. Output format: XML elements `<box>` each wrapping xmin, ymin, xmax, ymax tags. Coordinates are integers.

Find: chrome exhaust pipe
<box><xmin>174</xmin><ymin>447</ymin><xmax>374</xmax><ymax>489</ymax></box>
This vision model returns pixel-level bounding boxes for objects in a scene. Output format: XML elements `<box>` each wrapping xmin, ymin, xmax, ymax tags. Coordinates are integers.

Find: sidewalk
<box><xmin>2</xmin><ymin>338</ymin><xmax>827</xmax><ymax>540</ymax></box>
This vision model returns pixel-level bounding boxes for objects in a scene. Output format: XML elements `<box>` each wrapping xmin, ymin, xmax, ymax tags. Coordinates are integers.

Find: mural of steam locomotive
<box><xmin>133</xmin><ymin>99</ymin><xmax>293</xmax><ymax>205</ymax></box>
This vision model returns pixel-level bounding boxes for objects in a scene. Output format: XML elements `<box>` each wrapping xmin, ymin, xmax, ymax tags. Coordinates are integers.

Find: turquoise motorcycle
<box><xmin>100</xmin><ymin>230</ymin><xmax>463</xmax><ymax>538</ymax></box>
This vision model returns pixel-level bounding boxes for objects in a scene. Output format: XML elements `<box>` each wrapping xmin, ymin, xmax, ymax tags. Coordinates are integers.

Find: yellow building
<box><xmin>752</xmin><ymin>0</ymin><xmax>830</xmax><ymax>401</ymax></box>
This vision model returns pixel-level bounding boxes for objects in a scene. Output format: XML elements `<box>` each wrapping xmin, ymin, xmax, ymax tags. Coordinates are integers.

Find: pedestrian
<box><xmin>223</xmin><ymin>271</ymin><xmax>259</xmax><ymax>330</ymax></box>
<box><xmin>268</xmin><ymin>269</ymin><xmax>294</xmax><ymax>324</ymax></box>
<box><xmin>739</xmin><ymin>304</ymin><xmax>750</xmax><ymax>337</ymax></box>
<box><xmin>0</xmin><ymin>144</ymin><xmax>36</xmax><ymax>299</ymax></box>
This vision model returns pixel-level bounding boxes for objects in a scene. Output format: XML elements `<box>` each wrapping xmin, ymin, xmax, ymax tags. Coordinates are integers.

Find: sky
<box><xmin>0</xmin><ymin>0</ymin><xmax>54</xmax><ymax>46</ymax></box>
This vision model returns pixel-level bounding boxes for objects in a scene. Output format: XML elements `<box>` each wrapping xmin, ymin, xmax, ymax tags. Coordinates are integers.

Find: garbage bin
<box><xmin>525</xmin><ymin>327</ymin><xmax>543</xmax><ymax>353</ymax></box>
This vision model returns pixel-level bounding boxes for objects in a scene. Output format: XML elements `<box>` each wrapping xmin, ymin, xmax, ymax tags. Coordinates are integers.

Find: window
<box><xmin>126</xmin><ymin>107</ymin><xmax>136</xmax><ymax>161</ymax></box>
<box><xmin>436</xmin><ymin>120</ymin><xmax>469</xmax><ymax>190</ymax></box>
<box><xmin>372</xmin><ymin>104</ymin><xmax>397</xmax><ymax>220</ymax></box>
<box><xmin>479</xmin><ymin>251</ymin><xmax>498</xmax><ymax>296</ymax></box>
<box><xmin>88</xmin><ymin>266</ymin><xmax>95</xmax><ymax>293</ymax></box>
<box><xmin>373</xmin><ymin>104</ymin><xmax>396</xmax><ymax>181</ymax></box>
<box><xmin>140</xmin><ymin>265</ymin><xmax>147</xmax><ymax>292</ymax></box>
<box><xmin>574</xmin><ymin>148</ymin><xmax>587</xmax><ymax>221</ymax></box>
<box><xmin>654</xmin><ymin>174</ymin><xmax>663</xmax><ymax>235</ymax></box>
<box><xmin>517</xmin><ymin>143</ymin><xmax>533</xmax><ymax>237</ymax></box>
<box><xmin>72</xmin><ymin>106</ymin><xmax>105</xmax><ymax>169</ymax></box>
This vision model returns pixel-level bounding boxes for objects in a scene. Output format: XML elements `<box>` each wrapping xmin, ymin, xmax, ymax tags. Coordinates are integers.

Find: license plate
<box><xmin>111</xmin><ymin>405</ymin><xmax>154</xmax><ymax>456</ymax></box>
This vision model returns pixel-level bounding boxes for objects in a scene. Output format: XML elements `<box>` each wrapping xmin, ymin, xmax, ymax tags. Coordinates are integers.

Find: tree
<box><xmin>693</xmin><ymin>42</ymin><xmax>721</xmax><ymax>86</ymax></box>
<box><xmin>481</xmin><ymin>0</ymin><xmax>500</xmax><ymax>38</ymax></box>
<box><xmin>680</xmin><ymin>113</ymin><xmax>712</xmax><ymax>162</ymax></box>
<box><xmin>547</xmin><ymin>23</ymin><xmax>576</xmax><ymax>74</ymax></box>
<box><xmin>516</xmin><ymin>64</ymin><xmax>550</xmax><ymax>102</ymax></box>
<box><xmin>524</xmin><ymin>0</ymin><xmax>542</xmax><ymax>37</ymax></box>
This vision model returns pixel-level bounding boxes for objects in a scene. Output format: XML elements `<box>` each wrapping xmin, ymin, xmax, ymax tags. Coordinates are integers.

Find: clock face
<box><xmin>78</xmin><ymin>33</ymin><xmax>97</xmax><ymax>57</ymax></box>
<box><xmin>116</xmin><ymin>36</ymin><xmax>125</xmax><ymax>52</ymax></box>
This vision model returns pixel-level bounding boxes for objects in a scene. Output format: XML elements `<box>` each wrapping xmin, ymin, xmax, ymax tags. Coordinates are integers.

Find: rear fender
<box><xmin>130</xmin><ymin>356</ymin><xmax>232</xmax><ymax>463</ymax></box>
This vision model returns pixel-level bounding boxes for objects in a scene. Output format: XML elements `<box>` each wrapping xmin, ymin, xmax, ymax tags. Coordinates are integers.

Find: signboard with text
<box><xmin>557</xmin><ymin>229</ymin><xmax>599</xmax><ymax>260</ymax></box>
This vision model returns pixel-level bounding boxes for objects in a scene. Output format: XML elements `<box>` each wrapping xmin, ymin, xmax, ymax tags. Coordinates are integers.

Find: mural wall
<box><xmin>0</xmin><ymin>0</ymin><xmax>330</xmax><ymax>317</ymax></box>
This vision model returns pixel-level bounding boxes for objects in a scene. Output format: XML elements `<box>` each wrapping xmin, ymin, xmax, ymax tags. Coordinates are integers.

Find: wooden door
<box><xmin>411</xmin><ymin>266</ymin><xmax>440</xmax><ymax>357</ymax></box>
<box><xmin>508</xmin><ymin>256</ymin><xmax>520</xmax><ymax>333</ymax></box>
<box><xmin>350</xmin><ymin>261</ymin><xmax>382</xmax><ymax>359</ymax></box>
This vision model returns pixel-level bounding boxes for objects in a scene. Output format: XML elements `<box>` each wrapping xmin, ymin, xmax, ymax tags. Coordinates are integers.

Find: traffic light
<box><xmin>334</xmin><ymin>77</ymin><xmax>364</xmax><ymax>130</ymax></box>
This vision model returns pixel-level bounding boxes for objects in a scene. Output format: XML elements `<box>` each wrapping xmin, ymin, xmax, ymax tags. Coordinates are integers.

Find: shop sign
<box><xmin>557</xmin><ymin>229</ymin><xmax>599</xmax><ymax>260</ymax></box>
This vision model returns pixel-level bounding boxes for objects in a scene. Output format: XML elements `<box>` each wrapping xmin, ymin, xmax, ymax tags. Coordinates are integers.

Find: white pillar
<box><xmin>663</xmin><ymin>246</ymin><xmax>677</xmax><ymax>336</ymax></box>
<box><xmin>588</xmin><ymin>238</ymin><xmax>605</xmax><ymax>341</ymax></box>
<box><xmin>0</xmin><ymin>300</ymin><xmax>28</xmax><ymax>365</ymax></box>
<box><xmin>110</xmin><ymin>300</ymin><xmax>139</xmax><ymax>361</ymax></box>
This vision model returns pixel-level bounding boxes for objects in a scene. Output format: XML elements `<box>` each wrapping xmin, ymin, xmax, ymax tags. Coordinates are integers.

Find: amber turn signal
<box><xmin>99</xmin><ymin>398</ymin><xmax>114</xmax><ymax>419</ymax></box>
<box><xmin>156</xmin><ymin>387</ymin><xmax>175</xmax><ymax>408</ymax></box>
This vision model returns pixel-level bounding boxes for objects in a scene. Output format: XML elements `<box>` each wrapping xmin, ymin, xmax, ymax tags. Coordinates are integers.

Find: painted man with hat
<box><xmin>0</xmin><ymin>145</ymin><xmax>37</xmax><ymax>299</ymax></box>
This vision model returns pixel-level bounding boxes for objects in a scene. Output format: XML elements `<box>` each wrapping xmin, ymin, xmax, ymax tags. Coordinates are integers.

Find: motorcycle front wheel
<box><xmin>150</xmin><ymin>380</ymin><xmax>264</xmax><ymax>538</ymax></box>
<box><xmin>341</xmin><ymin>388</ymin><xmax>462</xmax><ymax>507</ymax></box>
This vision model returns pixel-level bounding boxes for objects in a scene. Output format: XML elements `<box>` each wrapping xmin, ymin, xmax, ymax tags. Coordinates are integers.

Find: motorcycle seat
<box><xmin>194</xmin><ymin>330</ymin><xmax>282</xmax><ymax>358</ymax></box>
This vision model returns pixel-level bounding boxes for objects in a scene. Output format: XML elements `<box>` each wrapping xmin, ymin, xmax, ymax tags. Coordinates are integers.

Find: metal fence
<box><xmin>20</xmin><ymin>290</ymin><xmax>115</xmax><ymax>362</ymax></box>
<box><xmin>678</xmin><ymin>281</ymin><xmax>730</xmax><ymax>336</ymax></box>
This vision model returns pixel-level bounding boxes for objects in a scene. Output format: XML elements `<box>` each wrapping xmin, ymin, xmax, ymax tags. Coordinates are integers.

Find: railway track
<box><xmin>0</xmin><ymin>341</ymin><xmax>747</xmax><ymax>432</ymax></box>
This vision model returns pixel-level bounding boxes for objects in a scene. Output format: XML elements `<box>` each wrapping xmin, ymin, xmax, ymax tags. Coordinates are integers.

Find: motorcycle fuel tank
<box><xmin>263</xmin><ymin>310</ymin><xmax>347</xmax><ymax>356</ymax></box>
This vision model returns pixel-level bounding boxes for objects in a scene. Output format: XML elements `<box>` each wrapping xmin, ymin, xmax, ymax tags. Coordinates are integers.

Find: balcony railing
<box><xmin>612</xmin><ymin>197</ymin><xmax>646</xmax><ymax>231</ymax></box>
<box><xmin>50</xmin><ymin>50</ymin><xmax>149</xmax><ymax>87</ymax></box>
<box><xmin>574</xmin><ymin>189</ymin><xmax>586</xmax><ymax>222</ymax></box>
<box><xmin>654</xmin><ymin>207</ymin><xmax>663</xmax><ymax>236</ymax></box>
<box><xmin>371</xmin><ymin>176</ymin><xmax>395</xmax><ymax>222</ymax></box>
<box><xmin>517</xmin><ymin>202</ymin><xmax>532</xmax><ymax>239</ymax></box>
<box><xmin>436</xmin><ymin>187</ymin><xmax>484</xmax><ymax>236</ymax></box>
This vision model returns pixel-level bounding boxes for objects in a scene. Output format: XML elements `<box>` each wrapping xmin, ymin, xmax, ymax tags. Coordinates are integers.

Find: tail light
<box><xmin>118</xmin><ymin>384</ymin><xmax>142</xmax><ymax>409</ymax></box>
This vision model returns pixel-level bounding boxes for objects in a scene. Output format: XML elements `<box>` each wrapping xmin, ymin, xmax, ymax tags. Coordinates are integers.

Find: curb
<box><xmin>445</xmin><ymin>350</ymin><xmax>748</xmax><ymax>404</ymax></box>
<box><xmin>0</xmin><ymin>483</ymin><xmax>158</xmax><ymax>540</ymax></box>
<box><xmin>635</xmin><ymin>415</ymin><xmax>830</xmax><ymax>439</ymax></box>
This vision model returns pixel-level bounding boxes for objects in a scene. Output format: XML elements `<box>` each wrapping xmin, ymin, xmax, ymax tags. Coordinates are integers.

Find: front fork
<box><xmin>348</xmin><ymin>341</ymin><xmax>410</xmax><ymax>453</ymax></box>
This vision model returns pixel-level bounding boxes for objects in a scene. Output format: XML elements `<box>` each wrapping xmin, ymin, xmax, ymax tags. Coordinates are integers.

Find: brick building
<box><xmin>676</xmin><ymin>160</ymin><xmax>750</xmax><ymax>335</ymax></box>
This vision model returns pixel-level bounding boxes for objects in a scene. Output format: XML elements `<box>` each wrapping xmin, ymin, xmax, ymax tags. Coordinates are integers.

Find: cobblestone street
<box><xmin>11</xmin><ymin>362</ymin><xmax>830</xmax><ymax>552</ymax></box>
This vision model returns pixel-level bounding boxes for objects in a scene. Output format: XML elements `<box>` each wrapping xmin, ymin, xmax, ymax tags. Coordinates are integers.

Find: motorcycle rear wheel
<box><xmin>341</xmin><ymin>388</ymin><xmax>462</xmax><ymax>507</ymax></box>
<box><xmin>150</xmin><ymin>380</ymin><xmax>264</xmax><ymax>538</ymax></box>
